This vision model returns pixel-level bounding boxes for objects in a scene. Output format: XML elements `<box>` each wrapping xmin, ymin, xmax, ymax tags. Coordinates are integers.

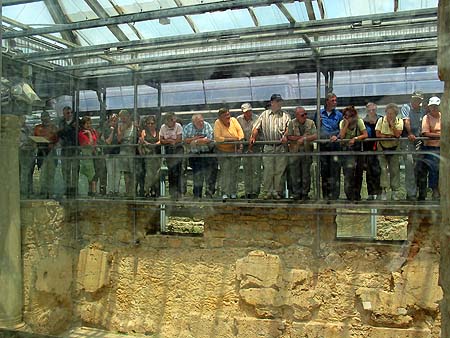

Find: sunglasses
<box><xmin>299</xmin><ymin>113</ymin><xmax>307</xmax><ymax>117</ymax></box>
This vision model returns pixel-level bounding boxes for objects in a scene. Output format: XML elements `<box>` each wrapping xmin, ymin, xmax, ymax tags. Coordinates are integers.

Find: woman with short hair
<box><xmin>375</xmin><ymin>103</ymin><xmax>404</xmax><ymax>201</ymax></box>
<box><xmin>117</xmin><ymin>109</ymin><xmax>137</xmax><ymax>197</ymax></box>
<box><xmin>214</xmin><ymin>108</ymin><xmax>244</xmax><ymax>200</ymax></box>
<box><xmin>339</xmin><ymin>106</ymin><xmax>368</xmax><ymax>201</ymax></box>
<box><xmin>78</xmin><ymin>116</ymin><xmax>99</xmax><ymax>197</ymax></box>
<box><xmin>139</xmin><ymin>115</ymin><xmax>161</xmax><ymax>198</ymax></box>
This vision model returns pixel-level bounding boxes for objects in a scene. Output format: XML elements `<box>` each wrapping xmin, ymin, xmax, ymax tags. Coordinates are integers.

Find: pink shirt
<box><xmin>159</xmin><ymin>123</ymin><xmax>182</xmax><ymax>141</ymax></box>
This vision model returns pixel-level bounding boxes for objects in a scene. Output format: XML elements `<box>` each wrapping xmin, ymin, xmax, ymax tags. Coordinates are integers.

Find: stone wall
<box><xmin>20</xmin><ymin>201</ymin><xmax>442</xmax><ymax>337</ymax></box>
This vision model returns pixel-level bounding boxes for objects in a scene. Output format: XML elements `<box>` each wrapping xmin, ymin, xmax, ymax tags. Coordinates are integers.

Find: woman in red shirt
<box><xmin>78</xmin><ymin>116</ymin><xmax>99</xmax><ymax>196</ymax></box>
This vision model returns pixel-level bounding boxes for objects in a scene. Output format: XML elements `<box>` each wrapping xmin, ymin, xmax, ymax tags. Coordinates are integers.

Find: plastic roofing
<box><xmin>1</xmin><ymin>0</ymin><xmax>440</xmax><ymax>85</ymax></box>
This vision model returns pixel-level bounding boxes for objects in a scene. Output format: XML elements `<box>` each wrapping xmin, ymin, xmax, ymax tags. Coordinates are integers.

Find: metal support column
<box><xmin>73</xmin><ymin>76</ymin><xmax>80</xmax><ymax>241</ymax></box>
<box><xmin>133</xmin><ymin>72</ymin><xmax>138</xmax><ymax>241</ymax></box>
<box><xmin>155</xmin><ymin>82</ymin><xmax>166</xmax><ymax>233</ymax></box>
<box><xmin>315</xmin><ymin>60</ymin><xmax>322</xmax><ymax>258</ymax></box>
<box><xmin>315</xmin><ymin>60</ymin><xmax>321</xmax><ymax>200</ymax></box>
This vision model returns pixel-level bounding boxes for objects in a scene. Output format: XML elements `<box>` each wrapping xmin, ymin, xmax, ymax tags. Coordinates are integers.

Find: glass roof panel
<box><xmin>398</xmin><ymin>0</ymin><xmax>438</xmax><ymax>11</ymax></box>
<box><xmin>76</xmin><ymin>27</ymin><xmax>120</xmax><ymax>46</ymax></box>
<box><xmin>283</xmin><ymin>2</ymin><xmax>310</xmax><ymax>22</ymax></box>
<box><xmin>59</xmin><ymin>0</ymin><xmax>99</xmax><ymax>22</ymax></box>
<box><xmin>133</xmin><ymin>16</ymin><xmax>194</xmax><ymax>39</ymax></box>
<box><xmin>252</xmin><ymin>5</ymin><xmax>290</xmax><ymax>26</ymax></box>
<box><xmin>322</xmin><ymin>0</ymin><xmax>394</xmax><ymax>18</ymax></box>
<box><xmin>190</xmin><ymin>9</ymin><xmax>254</xmax><ymax>33</ymax></box>
<box><xmin>2</xmin><ymin>2</ymin><xmax>55</xmax><ymax>26</ymax></box>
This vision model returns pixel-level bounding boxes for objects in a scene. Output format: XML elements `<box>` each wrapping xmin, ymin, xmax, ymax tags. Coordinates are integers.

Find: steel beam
<box><xmin>43</xmin><ymin>0</ymin><xmax>80</xmax><ymax>45</ymax></box>
<box><xmin>2</xmin><ymin>0</ymin><xmax>42</xmax><ymax>6</ymax></box>
<box><xmin>316</xmin><ymin>0</ymin><xmax>326</xmax><ymax>19</ymax></box>
<box><xmin>2</xmin><ymin>16</ymin><xmax>137</xmax><ymax>71</ymax></box>
<box><xmin>59</xmin><ymin>37</ymin><xmax>437</xmax><ymax>76</ymax></box>
<box><xmin>276</xmin><ymin>3</ymin><xmax>296</xmax><ymax>24</ymax></box>
<box><xmin>3</xmin><ymin>0</ymin><xmax>297</xmax><ymax>38</ymax></box>
<box><xmin>46</xmin><ymin>27</ymin><xmax>438</xmax><ymax>72</ymax></box>
<box><xmin>84</xmin><ymin>0</ymin><xmax>130</xmax><ymax>41</ymax></box>
<box><xmin>11</xmin><ymin>8</ymin><xmax>437</xmax><ymax>62</ymax></box>
<box><xmin>3</xmin><ymin>2</ymin><xmax>436</xmax><ymax>40</ymax></box>
<box><xmin>305</xmin><ymin>0</ymin><xmax>316</xmax><ymax>21</ymax></box>
<box><xmin>247</xmin><ymin>7</ymin><xmax>260</xmax><ymax>27</ymax></box>
<box><xmin>173</xmin><ymin>0</ymin><xmax>199</xmax><ymax>33</ymax></box>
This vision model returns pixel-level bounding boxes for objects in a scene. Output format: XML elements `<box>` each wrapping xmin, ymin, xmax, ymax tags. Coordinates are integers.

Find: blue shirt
<box><xmin>316</xmin><ymin>108</ymin><xmax>343</xmax><ymax>138</ymax></box>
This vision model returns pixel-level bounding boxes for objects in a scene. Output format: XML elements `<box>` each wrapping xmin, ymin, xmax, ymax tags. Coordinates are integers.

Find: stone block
<box><xmin>291</xmin><ymin>322</ymin><xmax>432</xmax><ymax>338</ymax></box>
<box><xmin>76</xmin><ymin>247</ymin><xmax>110</xmax><ymax>293</ymax></box>
<box><xmin>365</xmin><ymin>326</ymin><xmax>431</xmax><ymax>338</ymax></box>
<box><xmin>35</xmin><ymin>251</ymin><xmax>73</xmax><ymax>297</ymax></box>
<box><xmin>239</xmin><ymin>288</ymin><xmax>282</xmax><ymax>308</ymax></box>
<box><xmin>288</xmin><ymin>290</ymin><xmax>317</xmax><ymax>321</ymax></box>
<box><xmin>236</xmin><ymin>251</ymin><xmax>282</xmax><ymax>289</ymax></box>
<box><xmin>285</xmin><ymin>269</ymin><xmax>313</xmax><ymax>290</ymax></box>
<box><xmin>234</xmin><ymin>317</ymin><xmax>284</xmax><ymax>338</ymax></box>
<box><xmin>292</xmin><ymin>321</ymin><xmax>346</xmax><ymax>337</ymax></box>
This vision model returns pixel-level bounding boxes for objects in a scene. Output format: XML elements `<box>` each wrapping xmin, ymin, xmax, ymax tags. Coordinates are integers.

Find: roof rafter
<box><xmin>12</xmin><ymin>8</ymin><xmax>437</xmax><ymax>62</ymax></box>
<box><xmin>2</xmin><ymin>16</ymin><xmax>137</xmax><ymax>71</ymax></box>
<box><xmin>108</xmin><ymin>1</ymin><xmax>144</xmax><ymax>40</ymax></box>
<box><xmin>305</xmin><ymin>0</ymin><xmax>316</xmax><ymax>20</ymax></box>
<box><xmin>3</xmin><ymin>0</ymin><xmax>297</xmax><ymax>39</ymax></box>
<box><xmin>54</xmin><ymin>29</ymin><xmax>437</xmax><ymax>72</ymax></box>
<box><xmin>70</xmin><ymin>37</ymin><xmax>437</xmax><ymax>78</ymax></box>
<box><xmin>173</xmin><ymin>0</ymin><xmax>199</xmax><ymax>33</ymax></box>
<box><xmin>84</xmin><ymin>0</ymin><xmax>130</xmax><ymax>41</ymax></box>
<box><xmin>2</xmin><ymin>0</ymin><xmax>42</xmax><ymax>6</ymax></box>
<box><xmin>316</xmin><ymin>0</ymin><xmax>326</xmax><ymax>19</ymax></box>
<box><xmin>276</xmin><ymin>3</ymin><xmax>296</xmax><ymax>24</ymax></box>
<box><xmin>247</xmin><ymin>7</ymin><xmax>260</xmax><ymax>27</ymax></box>
<box><xmin>43</xmin><ymin>0</ymin><xmax>80</xmax><ymax>45</ymax></box>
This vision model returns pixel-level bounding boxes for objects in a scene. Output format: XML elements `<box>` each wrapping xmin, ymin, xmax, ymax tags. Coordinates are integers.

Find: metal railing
<box><xmin>19</xmin><ymin>136</ymin><xmax>441</xmax><ymax>203</ymax></box>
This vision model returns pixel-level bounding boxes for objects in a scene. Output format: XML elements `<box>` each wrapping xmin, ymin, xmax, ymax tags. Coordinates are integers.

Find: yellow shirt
<box><xmin>375</xmin><ymin>116</ymin><xmax>403</xmax><ymax>149</ymax></box>
<box><xmin>214</xmin><ymin>117</ymin><xmax>244</xmax><ymax>152</ymax></box>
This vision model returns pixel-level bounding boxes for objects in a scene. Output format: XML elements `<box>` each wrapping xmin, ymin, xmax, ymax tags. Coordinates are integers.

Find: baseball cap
<box><xmin>411</xmin><ymin>90</ymin><xmax>424</xmax><ymax>100</ymax></box>
<box><xmin>241</xmin><ymin>103</ymin><xmax>252</xmax><ymax>112</ymax></box>
<box><xmin>270</xmin><ymin>94</ymin><xmax>283</xmax><ymax>101</ymax></box>
<box><xmin>428</xmin><ymin>96</ymin><xmax>441</xmax><ymax>106</ymax></box>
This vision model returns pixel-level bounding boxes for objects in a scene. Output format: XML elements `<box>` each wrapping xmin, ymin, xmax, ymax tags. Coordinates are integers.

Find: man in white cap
<box><xmin>401</xmin><ymin>90</ymin><xmax>426</xmax><ymax>200</ymax></box>
<box><xmin>237</xmin><ymin>103</ymin><xmax>261</xmax><ymax>198</ymax></box>
<box><xmin>250</xmin><ymin>94</ymin><xmax>291</xmax><ymax>199</ymax></box>
<box><xmin>420</xmin><ymin>96</ymin><xmax>441</xmax><ymax>200</ymax></box>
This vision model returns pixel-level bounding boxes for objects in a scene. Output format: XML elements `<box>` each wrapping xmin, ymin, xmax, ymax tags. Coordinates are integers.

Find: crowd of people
<box><xmin>19</xmin><ymin>91</ymin><xmax>442</xmax><ymax>202</ymax></box>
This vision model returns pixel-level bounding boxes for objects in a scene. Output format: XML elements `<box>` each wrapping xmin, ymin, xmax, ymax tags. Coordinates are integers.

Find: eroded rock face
<box><xmin>20</xmin><ymin>202</ymin><xmax>442</xmax><ymax>338</ymax></box>
<box><xmin>236</xmin><ymin>251</ymin><xmax>317</xmax><ymax>321</ymax></box>
<box><xmin>21</xmin><ymin>201</ymin><xmax>75</xmax><ymax>335</ymax></box>
<box><xmin>357</xmin><ymin>248</ymin><xmax>442</xmax><ymax>327</ymax></box>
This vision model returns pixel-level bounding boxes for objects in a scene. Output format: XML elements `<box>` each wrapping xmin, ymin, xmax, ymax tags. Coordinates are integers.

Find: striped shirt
<box><xmin>252</xmin><ymin>109</ymin><xmax>291</xmax><ymax>142</ymax></box>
